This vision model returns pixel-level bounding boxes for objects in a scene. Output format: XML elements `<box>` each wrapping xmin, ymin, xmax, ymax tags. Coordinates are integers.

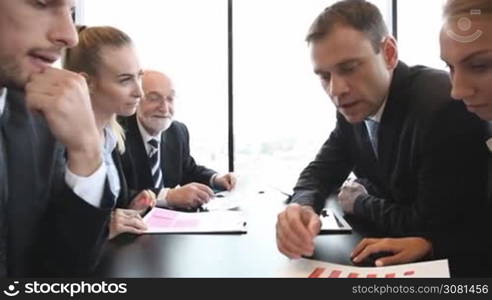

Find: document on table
<box><xmin>201</xmin><ymin>176</ymin><xmax>250</xmax><ymax>211</ymax></box>
<box><xmin>319</xmin><ymin>208</ymin><xmax>352</xmax><ymax>233</ymax></box>
<box><xmin>279</xmin><ymin>258</ymin><xmax>450</xmax><ymax>278</ymax></box>
<box><xmin>143</xmin><ymin>207</ymin><xmax>247</xmax><ymax>233</ymax></box>
<box><xmin>202</xmin><ymin>190</ymin><xmax>241</xmax><ymax>211</ymax></box>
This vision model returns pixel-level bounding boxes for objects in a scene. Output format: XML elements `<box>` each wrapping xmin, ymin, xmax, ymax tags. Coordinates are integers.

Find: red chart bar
<box><xmin>404</xmin><ymin>271</ymin><xmax>415</xmax><ymax>276</ymax></box>
<box><xmin>348</xmin><ymin>273</ymin><xmax>359</xmax><ymax>278</ymax></box>
<box><xmin>328</xmin><ymin>270</ymin><xmax>342</xmax><ymax>278</ymax></box>
<box><xmin>367</xmin><ymin>274</ymin><xmax>377</xmax><ymax>278</ymax></box>
<box><xmin>385</xmin><ymin>273</ymin><xmax>396</xmax><ymax>278</ymax></box>
<box><xmin>308</xmin><ymin>268</ymin><xmax>326</xmax><ymax>278</ymax></box>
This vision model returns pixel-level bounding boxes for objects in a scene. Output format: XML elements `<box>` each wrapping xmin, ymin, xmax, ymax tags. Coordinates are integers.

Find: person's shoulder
<box><xmin>169</xmin><ymin>120</ymin><xmax>188</xmax><ymax>133</ymax></box>
<box><xmin>407</xmin><ymin>64</ymin><xmax>449</xmax><ymax>79</ymax></box>
<box><xmin>163</xmin><ymin>121</ymin><xmax>189</xmax><ymax>141</ymax></box>
<box><xmin>118</xmin><ymin>114</ymin><xmax>137</xmax><ymax>130</ymax></box>
<box><xmin>404</xmin><ymin>64</ymin><xmax>454</xmax><ymax>113</ymax></box>
<box><xmin>407</xmin><ymin>65</ymin><xmax>451</xmax><ymax>94</ymax></box>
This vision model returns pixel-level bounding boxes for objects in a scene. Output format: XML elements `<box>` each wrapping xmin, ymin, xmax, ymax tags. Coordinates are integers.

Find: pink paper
<box><xmin>147</xmin><ymin>210</ymin><xmax>178</xmax><ymax>227</ymax></box>
<box><xmin>174</xmin><ymin>219</ymin><xmax>200</xmax><ymax>228</ymax></box>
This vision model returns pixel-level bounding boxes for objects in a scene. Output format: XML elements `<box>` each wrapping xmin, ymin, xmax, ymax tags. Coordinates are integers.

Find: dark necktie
<box><xmin>0</xmin><ymin>108</ymin><xmax>9</xmax><ymax>276</ymax></box>
<box><xmin>366</xmin><ymin>119</ymin><xmax>380</xmax><ymax>158</ymax></box>
<box><xmin>148</xmin><ymin>139</ymin><xmax>163</xmax><ymax>189</ymax></box>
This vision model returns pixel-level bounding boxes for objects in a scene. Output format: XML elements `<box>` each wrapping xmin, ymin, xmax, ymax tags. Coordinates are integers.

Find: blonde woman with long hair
<box><xmin>64</xmin><ymin>26</ymin><xmax>155</xmax><ymax>239</ymax></box>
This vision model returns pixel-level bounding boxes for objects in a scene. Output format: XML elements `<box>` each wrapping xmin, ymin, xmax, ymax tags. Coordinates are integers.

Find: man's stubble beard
<box><xmin>0</xmin><ymin>54</ymin><xmax>25</xmax><ymax>89</ymax></box>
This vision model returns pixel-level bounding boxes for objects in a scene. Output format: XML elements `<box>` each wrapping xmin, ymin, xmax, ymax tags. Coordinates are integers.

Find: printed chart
<box><xmin>279</xmin><ymin>258</ymin><xmax>450</xmax><ymax>278</ymax></box>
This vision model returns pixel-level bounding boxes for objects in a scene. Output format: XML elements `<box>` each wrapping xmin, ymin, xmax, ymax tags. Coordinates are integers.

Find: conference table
<box><xmin>95</xmin><ymin>180</ymin><xmax>385</xmax><ymax>278</ymax></box>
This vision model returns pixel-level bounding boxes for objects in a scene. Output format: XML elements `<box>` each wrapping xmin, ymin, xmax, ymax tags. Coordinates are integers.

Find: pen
<box><xmin>332</xmin><ymin>212</ymin><xmax>345</xmax><ymax>228</ymax></box>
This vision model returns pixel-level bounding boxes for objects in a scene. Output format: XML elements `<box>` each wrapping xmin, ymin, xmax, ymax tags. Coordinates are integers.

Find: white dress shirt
<box><xmin>64</xmin><ymin>126</ymin><xmax>118</xmax><ymax>208</ymax></box>
<box><xmin>486</xmin><ymin>122</ymin><xmax>492</xmax><ymax>153</ymax></box>
<box><xmin>366</xmin><ymin>97</ymin><xmax>387</xmax><ymax>123</ymax></box>
<box><xmin>0</xmin><ymin>88</ymin><xmax>6</xmax><ymax>117</ymax></box>
<box><xmin>102</xmin><ymin>126</ymin><xmax>120</xmax><ymax>198</ymax></box>
<box><xmin>137</xmin><ymin>116</ymin><xmax>163</xmax><ymax>157</ymax></box>
<box><xmin>363</xmin><ymin>97</ymin><xmax>387</xmax><ymax>152</ymax></box>
<box><xmin>65</xmin><ymin>126</ymin><xmax>120</xmax><ymax>206</ymax></box>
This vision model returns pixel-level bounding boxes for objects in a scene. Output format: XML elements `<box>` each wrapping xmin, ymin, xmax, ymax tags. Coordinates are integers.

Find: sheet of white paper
<box><xmin>279</xmin><ymin>258</ymin><xmax>450</xmax><ymax>278</ymax></box>
<box><xmin>202</xmin><ymin>175</ymin><xmax>253</xmax><ymax>211</ymax></box>
<box><xmin>320</xmin><ymin>208</ymin><xmax>352</xmax><ymax>232</ymax></box>
<box><xmin>143</xmin><ymin>207</ymin><xmax>247</xmax><ymax>233</ymax></box>
<box><xmin>202</xmin><ymin>190</ymin><xmax>241</xmax><ymax>211</ymax></box>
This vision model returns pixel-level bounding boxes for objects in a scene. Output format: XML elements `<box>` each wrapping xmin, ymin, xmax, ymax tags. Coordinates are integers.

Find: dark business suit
<box><xmin>2</xmin><ymin>89</ymin><xmax>113</xmax><ymax>277</ymax></box>
<box><xmin>292</xmin><ymin>62</ymin><xmax>488</xmax><ymax>237</ymax></box>
<box><xmin>427</xmin><ymin>123</ymin><xmax>492</xmax><ymax>277</ymax></box>
<box><xmin>112</xmin><ymin>150</ymin><xmax>130</xmax><ymax>209</ymax></box>
<box><xmin>120</xmin><ymin>115</ymin><xmax>216</xmax><ymax>193</ymax></box>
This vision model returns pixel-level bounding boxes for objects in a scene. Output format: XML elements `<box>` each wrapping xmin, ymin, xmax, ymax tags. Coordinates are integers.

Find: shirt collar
<box><xmin>367</xmin><ymin>96</ymin><xmax>387</xmax><ymax>123</ymax></box>
<box><xmin>136</xmin><ymin>115</ymin><xmax>162</xmax><ymax>144</ymax></box>
<box><xmin>486</xmin><ymin>122</ymin><xmax>492</xmax><ymax>152</ymax></box>
<box><xmin>0</xmin><ymin>88</ymin><xmax>6</xmax><ymax>116</ymax></box>
<box><xmin>103</xmin><ymin>126</ymin><xmax>118</xmax><ymax>155</ymax></box>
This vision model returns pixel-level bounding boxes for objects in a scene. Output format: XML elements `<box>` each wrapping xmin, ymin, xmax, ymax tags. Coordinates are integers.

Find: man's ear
<box><xmin>382</xmin><ymin>36</ymin><xmax>398</xmax><ymax>70</ymax></box>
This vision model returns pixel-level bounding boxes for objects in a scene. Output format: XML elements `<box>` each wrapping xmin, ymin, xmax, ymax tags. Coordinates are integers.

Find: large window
<box><xmin>81</xmin><ymin>0</ymin><xmax>229</xmax><ymax>173</ymax></box>
<box><xmin>234</xmin><ymin>0</ymin><xmax>392</xmax><ymax>192</ymax></box>
<box><xmin>397</xmin><ymin>0</ymin><xmax>448</xmax><ymax>70</ymax></box>
<box><xmin>79</xmin><ymin>0</ymin><xmax>392</xmax><ymax>192</ymax></box>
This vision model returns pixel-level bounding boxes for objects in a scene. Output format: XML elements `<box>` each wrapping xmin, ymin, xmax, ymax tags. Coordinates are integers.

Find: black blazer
<box><xmin>292</xmin><ymin>62</ymin><xmax>488</xmax><ymax>236</ymax></box>
<box><xmin>120</xmin><ymin>115</ymin><xmax>216</xmax><ymax>193</ymax></box>
<box><xmin>2</xmin><ymin>89</ymin><xmax>113</xmax><ymax>277</ymax></box>
<box><xmin>424</xmin><ymin>123</ymin><xmax>492</xmax><ymax>277</ymax></box>
<box><xmin>112</xmin><ymin>149</ymin><xmax>132</xmax><ymax>209</ymax></box>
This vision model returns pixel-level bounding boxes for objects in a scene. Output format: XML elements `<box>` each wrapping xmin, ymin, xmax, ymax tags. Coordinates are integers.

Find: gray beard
<box><xmin>161</xmin><ymin>118</ymin><xmax>173</xmax><ymax>132</ymax></box>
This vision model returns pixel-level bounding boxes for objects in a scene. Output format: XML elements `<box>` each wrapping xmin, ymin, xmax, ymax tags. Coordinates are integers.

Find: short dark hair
<box><xmin>306</xmin><ymin>0</ymin><xmax>389</xmax><ymax>53</ymax></box>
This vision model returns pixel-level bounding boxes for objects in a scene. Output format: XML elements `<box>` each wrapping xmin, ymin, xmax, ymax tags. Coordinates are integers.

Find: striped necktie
<box><xmin>365</xmin><ymin>119</ymin><xmax>379</xmax><ymax>158</ymax></box>
<box><xmin>148</xmin><ymin>139</ymin><xmax>163</xmax><ymax>189</ymax></box>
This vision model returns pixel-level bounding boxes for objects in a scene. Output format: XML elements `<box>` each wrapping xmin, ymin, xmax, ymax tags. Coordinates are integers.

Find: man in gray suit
<box><xmin>0</xmin><ymin>0</ymin><xmax>113</xmax><ymax>276</ymax></box>
<box><xmin>276</xmin><ymin>0</ymin><xmax>487</xmax><ymax>264</ymax></box>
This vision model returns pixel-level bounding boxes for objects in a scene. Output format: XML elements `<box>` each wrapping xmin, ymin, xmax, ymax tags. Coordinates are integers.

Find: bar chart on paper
<box><xmin>279</xmin><ymin>258</ymin><xmax>450</xmax><ymax>278</ymax></box>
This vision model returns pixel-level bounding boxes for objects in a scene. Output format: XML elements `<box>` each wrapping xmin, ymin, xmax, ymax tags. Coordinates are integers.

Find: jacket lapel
<box><xmin>377</xmin><ymin>62</ymin><xmax>411</xmax><ymax>176</ymax></box>
<box><xmin>127</xmin><ymin>115</ymin><xmax>154</xmax><ymax>188</ymax></box>
<box><xmin>161</xmin><ymin>123</ymin><xmax>180</xmax><ymax>188</ymax></box>
<box><xmin>112</xmin><ymin>150</ymin><xmax>129</xmax><ymax>208</ymax></box>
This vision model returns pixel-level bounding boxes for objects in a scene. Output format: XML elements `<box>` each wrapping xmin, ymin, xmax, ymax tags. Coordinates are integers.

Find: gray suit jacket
<box><xmin>292</xmin><ymin>62</ymin><xmax>488</xmax><ymax>236</ymax></box>
<box><xmin>2</xmin><ymin>89</ymin><xmax>113</xmax><ymax>277</ymax></box>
